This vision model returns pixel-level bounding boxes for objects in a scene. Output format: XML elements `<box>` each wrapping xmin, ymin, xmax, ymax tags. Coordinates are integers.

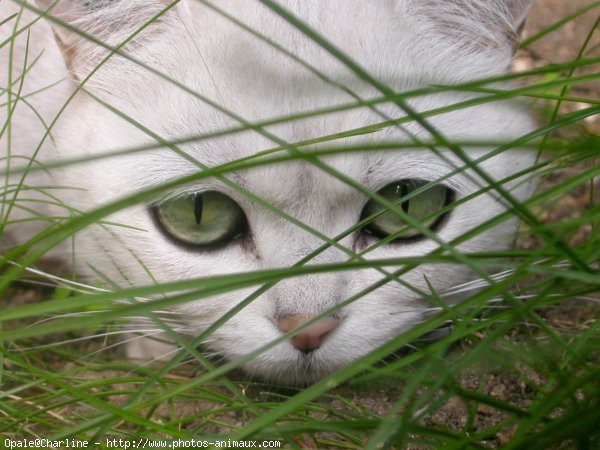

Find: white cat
<box><xmin>1</xmin><ymin>0</ymin><xmax>536</xmax><ymax>384</ymax></box>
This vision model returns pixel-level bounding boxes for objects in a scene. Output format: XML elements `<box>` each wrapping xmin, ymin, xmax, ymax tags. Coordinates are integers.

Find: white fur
<box><xmin>1</xmin><ymin>0</ymin><xmax>535</xmax><ymax>384</ymax></box>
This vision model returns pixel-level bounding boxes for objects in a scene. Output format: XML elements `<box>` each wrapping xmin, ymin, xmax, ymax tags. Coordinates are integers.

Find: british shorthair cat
<box><xmin>1</xmin><ymin>0</ymin><xmax>536</xmax><ymax>384</ymax></box>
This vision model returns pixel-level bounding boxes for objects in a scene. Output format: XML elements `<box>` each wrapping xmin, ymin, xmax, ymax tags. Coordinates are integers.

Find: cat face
<box><xmin>14</xmin><ymin>0</ymin><xmax>535</xmax><ymax>383</ymax></box>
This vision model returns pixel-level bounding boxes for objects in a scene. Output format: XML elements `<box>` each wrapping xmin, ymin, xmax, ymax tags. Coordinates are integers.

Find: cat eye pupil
<box><xmin>361</xmin><ymin>179</ymin><xmax>452</xmax><ymax>242</ymax></box>
<box><xmin>399</xmin><ymin>183</ymin><xmax>410</xmax><ymax>213</ymax></box>
<box><xmin>154</xmin><ymin>191</ymin><xmax>247</xmax><ymax>248</ymax></box>
<box><xmin>194</xmin><ymin>194</ymin><xmax>203</xmax><ymax>225</ymax></box>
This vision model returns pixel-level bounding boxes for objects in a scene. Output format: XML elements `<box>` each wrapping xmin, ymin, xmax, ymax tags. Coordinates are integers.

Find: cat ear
<box><xmin>402</xmin><ymin>0</ymin><xmax>534</xmax><ymax>58</ymax></box>
<box><xmin>33</xmin><ymin>0</ymin><xmax>182</xmax><ymax>78</ymax></box>
<box><xmin>507</xmin><ymin>0</ymin><xmax>535</xmax><ymax>32</ymax></box>
<box><xmin>505</xmin><ymin>0</ymin><xmax>534</xmax><ymax>49</ymax></box>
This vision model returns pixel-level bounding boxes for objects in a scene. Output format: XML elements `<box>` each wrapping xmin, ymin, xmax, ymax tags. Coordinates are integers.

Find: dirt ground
<box><xmin>518</xmin><ymin>0</ymin><xmax>600</xmax><ymax>126</ymax></box>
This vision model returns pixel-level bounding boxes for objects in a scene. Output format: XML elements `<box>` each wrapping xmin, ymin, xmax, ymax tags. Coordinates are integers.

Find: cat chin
<box><xmin>125</xmin><ymin>332</ymin><xmax>366</xmax><ymax>385</ymax></box>
<box><xmin>240</xmin><ymin>350</ymin><xmax>354</xmax><ymax>386</ymax></box>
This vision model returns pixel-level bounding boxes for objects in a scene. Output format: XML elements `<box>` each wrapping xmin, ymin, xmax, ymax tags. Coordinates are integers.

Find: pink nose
<box><xmin>276</xmin><ymin>315</ymin><xmax>340</xmax><ymax>352</ymax></box>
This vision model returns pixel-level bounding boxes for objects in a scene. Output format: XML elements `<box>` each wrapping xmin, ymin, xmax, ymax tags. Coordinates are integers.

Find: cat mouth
<box><xmin>237</xmin><ymin>345</ymin><xmax>339</xmax><ymax>385</ymax></box>
<box><xmin>285</xmin><ymin>353</ymin><xmax>331</xmax><ymax>384</ymax></box>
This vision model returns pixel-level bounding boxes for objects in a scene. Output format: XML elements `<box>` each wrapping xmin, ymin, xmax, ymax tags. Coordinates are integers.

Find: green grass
<box><xmin>1</xmin><ymin>1</ymin><xmax>599</xmax><ymax>449</ymax></box>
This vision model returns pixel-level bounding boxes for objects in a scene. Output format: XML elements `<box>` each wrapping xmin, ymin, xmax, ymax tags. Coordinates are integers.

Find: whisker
<box><xmin>440</xmin><ymin>260</ymin><xmax>576</xmax><ymax>298</ymax></box>
<box><xmin>136</xmin><ymin>344</ymin><xmax>192</xmax><ymax>368</ymax></box>
<box><xmin>3</xmin><ymin>259</ymin><xmax>109</xmax><ymax>293</ymax></box>
<box><xmin>73</xmin><ymin>330</ymin><xmax>176</xmax><ymax>363</ymax></box>
<box><xmin>26</xmin><ymin>310</ymin><xmax>113</xmax><ymax>328</ymax></box>
<box><xmin>10</xmin><ymin>329</ymin><xmax>167</xmax><ymax>352</ymax></box>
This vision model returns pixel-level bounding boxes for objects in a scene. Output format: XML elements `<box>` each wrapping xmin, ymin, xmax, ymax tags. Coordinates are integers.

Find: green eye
<box><xmin>361</xmin><ymin>180</ymin><xmax>452</xmax><ymax>241</ymax></box>
<box><xmin>154</xmin><ymin>191</ymin><xmax>247</xmax><ymax>247</ymax></box>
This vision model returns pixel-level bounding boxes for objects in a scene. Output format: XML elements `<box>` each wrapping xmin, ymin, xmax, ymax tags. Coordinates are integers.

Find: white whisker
<box><xmin>440</xmin><ymin>260</ymin><xmax>576</xmax><ymax>298</ymax></box>
<box><xmin>10</xmin><ymin>329</ymin><xmax>165</xmax><ymax>352</ymax></box>
<box><xmin>73</xmin><ymin>330</ymin><xmax>174</xmax><ymax>363</ymax></box>
<box><xmin>2</xmin><ymin>258</ymin><xmax>109</xmax><ymax>293</ymax></box>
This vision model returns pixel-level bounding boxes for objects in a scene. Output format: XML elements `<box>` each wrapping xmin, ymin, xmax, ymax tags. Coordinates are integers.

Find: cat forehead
<box><xmin>190</xmin><ymin>0</ymin><xmax>404</xmax><ymax>69</ymax></box>
<box><xmin>55</xmin><ymin>0</ymin><xmax>529</xmax><ymax>99</ymax></box>
<box><xmin>119</xmin><ymin>2</ymin><xmax>412</xmax><ymax>117</ymax></box>
<box><xmin>100</xmin><ymin>2</ymin><xmax>441</xmax><ymax>100</ymax></box>
<box><xmin>101</xmin><ymin>0</ymin><xmax>521</xmax><ymax>130</ymax></box>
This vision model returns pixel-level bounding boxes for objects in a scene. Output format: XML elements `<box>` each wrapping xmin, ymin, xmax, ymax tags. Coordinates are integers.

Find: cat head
<box><xmin>34</xmin><ymin>0</ymin><xmax>535</xmax><ymax>383</ymax></box>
